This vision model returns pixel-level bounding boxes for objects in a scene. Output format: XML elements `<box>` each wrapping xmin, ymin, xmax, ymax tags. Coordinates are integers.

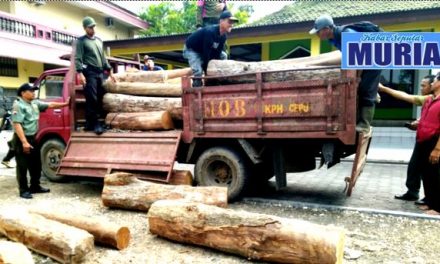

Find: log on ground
<box><xmin>113</xmin><ymin>68</ymin><xmax>192</xmax><ymax>83</ymax></box>
<box><xmin>105</xmin><ymin>111</ymin><xmax>174</xmax><ymax>131</ymax></box>
<box><xmin>103</xmin><ymin>93</ymin><xmax>182</xmax><ymax>120</ymax></box>
<box><xmin>148</xmin><ymin>200</ymin><xmax>345</xmax><ymax>264</ymax></box>
<box><xmin>0</xmin><ymin>209</ymin><xmax>94</xmax><ymax>264</ymax></box>
<box><xmin>102</xmin><ymin>173</ymin><xmax>227</xmax><ymax>211</ymax></box>
<box><xmin>103</xmin><ymin>81</ymin><xmax>182</xmax><ymax>97</ymax></box>
<box><xmin>0</xmin><ymin>241</ymin><xmax>34</xmax><ymax>264</ymax></box>
<box><xmin>29</xmin><ymin>210</ymin><xmax>130</xmax><ymax>250</ymax></box>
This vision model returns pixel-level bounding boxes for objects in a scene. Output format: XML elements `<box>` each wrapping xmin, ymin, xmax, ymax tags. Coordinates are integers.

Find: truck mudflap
<box><xmin>57</xmin><ymin>130</ymin><xmax>181</xmax><ymax>182</ymax></box>
<box><xmin>345</xmin><ymin>129</ymin><xmax>373</xmax><ymax>196</ymax></box>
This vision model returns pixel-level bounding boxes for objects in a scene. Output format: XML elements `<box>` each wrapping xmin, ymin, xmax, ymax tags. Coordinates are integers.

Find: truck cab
<box><xmin>35</xmin><ymin>56</ymin><xmax>140</xmax><ymax>181</ymax></box>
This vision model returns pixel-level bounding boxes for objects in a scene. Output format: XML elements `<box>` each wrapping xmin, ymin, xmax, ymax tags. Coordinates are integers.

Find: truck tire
<box><xmin>195</xmin><ymin>147</ymin><xmax>249</xmax><ymax>201</ymax></box>
<box><xmin>41</xmin><ymin>139</ymin><xmax>66</xmax><ymax>182</ymax></box>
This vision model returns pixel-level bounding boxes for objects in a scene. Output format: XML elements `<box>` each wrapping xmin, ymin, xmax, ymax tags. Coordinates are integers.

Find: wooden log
<box><xmin>103</xmin><ymin>81</ymin><xmax>182</xmax><ymax>97</ymax></box>
<box><xmin>103</xmin><ymin>93</ymin><xmax>182</xmax><ymax>120</ymax></box>
<box><xmin>169</xmin><ymin>170</ymin><xmax>193</xmax><ymax>186</ymax></box>
<box><xmin>148</xmin><ymin>200</ymin><xmax>345</xmax><ymax>264</ymax></box>
<box><xmin>206</xmin><ymin>60</ymin><xmax>342</xmax><ymax>84</ymax></box>
<box><xmin>29</xmin><ymin>210</ymin><xmax>130</xmax><ymax>250</ymax></box>
<box><xmin>102</xmin><ymin>173</ymin><xmax>227</xmax><ymax>211</ymax></box>
<box><xmin>105</xmin><ymin>111</ymin><xmax>174</xmax><ymax>131</ymax></box>
<box><xmin>0</xmin><ymin>209</ymin><xmax>94</xmax><ymax>264</ymax></box>
<box><xmin>0</xmin><ymin>241</ymin><xmax>34</xmax><ymax>264</ymax></box>
<box><xmin>113</xmin><ymin>68</ymin><xmax>192</xmax><ymax>83</ymax></box>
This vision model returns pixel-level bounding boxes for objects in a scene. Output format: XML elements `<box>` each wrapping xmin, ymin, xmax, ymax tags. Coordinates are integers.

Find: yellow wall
<box><xmin>9</xmin><ymin>1</ymin><xmax>133</xmax><ymax>40</ymax></box>
<box><xmin>0</xmin><ymin>1</ymin><xmax>10</xmax><ymax>12</ymax></box>
<box><xmin>0</xmin><ymin>59</ymin><xmax>43</xmax><ymax>88</ymax></box>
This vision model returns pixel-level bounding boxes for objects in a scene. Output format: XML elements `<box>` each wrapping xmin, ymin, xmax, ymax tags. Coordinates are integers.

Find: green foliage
<box><xmin>139</xmin><ymin>1</ymin><xmax>254</xmax><ymax>37</ymax></box>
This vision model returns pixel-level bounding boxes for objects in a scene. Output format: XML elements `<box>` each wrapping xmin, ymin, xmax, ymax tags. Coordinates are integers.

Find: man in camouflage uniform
<box><xmin>12</xmin><ymin>83</ymin><xmax>69</xmax><ymax>199</ymax></box>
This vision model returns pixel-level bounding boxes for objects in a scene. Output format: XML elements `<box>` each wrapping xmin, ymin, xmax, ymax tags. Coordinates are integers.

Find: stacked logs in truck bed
<box><xmin>102</xmin><ymin>53</ymin><xmax>344</xmax><ymax>131</ymax></box>
<box><xmin>102</xmin><ymin>68</ymin><xmax>192</xmax><ymax>131</ymax></box>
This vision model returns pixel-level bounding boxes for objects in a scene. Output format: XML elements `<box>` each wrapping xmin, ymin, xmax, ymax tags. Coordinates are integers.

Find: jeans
<box><xmin>359</xmin><ymin>70</ymin><xmax>382</xmax><ymax>107</ymax></box>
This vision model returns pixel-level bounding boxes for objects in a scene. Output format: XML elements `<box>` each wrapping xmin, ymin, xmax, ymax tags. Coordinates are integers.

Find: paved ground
<box><xmin>0</xmin><ymin>127</ymin><xmax>425</xmax><ymax>214</ymax></box>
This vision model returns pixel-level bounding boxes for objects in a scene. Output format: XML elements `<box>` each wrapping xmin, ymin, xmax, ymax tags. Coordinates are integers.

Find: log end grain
<box><xmin>115</xmin><ymin>227</ymin><xmax>131</xmax><ymax>250</ymax></box>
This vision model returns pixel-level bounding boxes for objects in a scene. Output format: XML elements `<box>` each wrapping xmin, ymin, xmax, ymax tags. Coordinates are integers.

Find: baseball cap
<box><xmin>82</xmin><ymin>16</ymin><xmax>96</xmax><ymax>28</ymax></box>
<box><xmin>309</xmin><ymin>15</ymin><xmax>334</xmax><ymax>34</ymax></box>
<box><xmin>219</xmin><ymin>11</ymin><xmax>238</xmax><ymax>22</ymax></box>
<box><xmin>144</xmin><ymin>55</ymin><xmax>155</xmax><ymax>61</ymax></box>
<box><xmin>17</xmin><ymin>83</ymin><xmax>38</xmax><ymax>96</ymax></box>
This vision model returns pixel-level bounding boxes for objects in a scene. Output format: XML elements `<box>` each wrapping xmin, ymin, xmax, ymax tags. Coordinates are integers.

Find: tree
<box><xmin>139</xmin><ymin>1</ymin><xmax>254</xmax><ymax>37</ymax></box>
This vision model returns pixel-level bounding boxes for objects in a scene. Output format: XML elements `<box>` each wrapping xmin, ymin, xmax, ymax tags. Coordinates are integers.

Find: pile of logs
<box><xmin>100</xmin><ymin>172</ymin><xmax>345</xmax><ymax>264</ymax></box>
<box><xmin>103</xmin><ymin>68</ymin><xmax>192</xmax><ymax>131</ymax></box>
<box><xmin>0</xmin><ymin>207</ymin><xmax>130</xmax><ymax>263</ymax></box>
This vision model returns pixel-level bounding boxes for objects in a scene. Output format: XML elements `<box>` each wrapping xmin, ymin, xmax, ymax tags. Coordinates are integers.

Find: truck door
<box><xmin>36</xmin><ymin>73</ymin><xmax>66</xmax><ymax>131</ymax></box>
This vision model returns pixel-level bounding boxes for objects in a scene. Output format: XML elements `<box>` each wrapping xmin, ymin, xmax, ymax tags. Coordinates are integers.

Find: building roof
<box><xmin>249</xmin><ymin>0</ymin><xmax>440</xmax><ymax>27</ymax></box>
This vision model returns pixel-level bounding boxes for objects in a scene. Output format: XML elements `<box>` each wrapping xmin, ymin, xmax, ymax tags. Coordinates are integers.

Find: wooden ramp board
<box><xmin>57</xmin><ymin>130</ymin><xmax>181</xmax><ymax>183</ymax></box>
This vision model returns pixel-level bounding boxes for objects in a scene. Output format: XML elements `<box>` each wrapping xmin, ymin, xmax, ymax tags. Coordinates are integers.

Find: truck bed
<box><xmin>181</xmin><ymin>67</ymin><xmax>358</xmax><ymax>145</ymax></box>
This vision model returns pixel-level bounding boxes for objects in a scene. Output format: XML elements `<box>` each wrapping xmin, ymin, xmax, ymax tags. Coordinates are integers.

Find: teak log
<box><xmin>29</xmin><ymin>210</ymin><xmax>130</xmax><ymax>250</ymax></box>
<box><xmin>105</xmin><ymin>111</ymin><xmax>174</xmax><ymax>131</ymax></box>
<box><xmin>0</xmin><ymin>241</ymin><xmax>34</xmax><ymax>264</ymax></box>
<box><xmin>104</xmin><ymin>81</ymin><xmax>182</xmax><ymax>97</ymax></box>
<box><xmin>114</xmin><ymin>68</ymin><xmax>192</xmax><ymax>83</ymax></box>
<box><xmin>207</xmin><ymin>60</ymin><xmax>342</xmax><ymax>84</ymax></box>
<box><xmin>103</xmin><ymin>93</ymin><xmax>182</xmax><ymax>120</ymax></box>
<box><xmin>0</xmin><ymin>210</ymin><xmax>94</xmax><ymax>264</ymax></box>
<box><xmin>101</xmin><ymin>173</ymin><xmax>227</xmax><ymax>211</ymax></box>
<box><xmin>148</xmin><ymin>200</ymin><xmax>345</xmax><ymax>264</ymax></box>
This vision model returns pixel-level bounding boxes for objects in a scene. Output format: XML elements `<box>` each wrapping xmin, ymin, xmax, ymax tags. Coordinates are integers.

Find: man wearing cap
<box><xmin>75</xmin><ymin>16</ymin><xmax>114</xmax><ymax>135</ymax></box>
<box><xmin>142</xmin><ymin>55</ymin><xmax>164</xmax><ymax>71</ymax></box>
<box><xmin>183</xmin><ymin>10</ymin><xmax>238</xmax><ymax>87</ymax></box>
<box><xmin>309</xmin><ymin>15</ymin><xmax>382</xmax><ymax>133</ymax></box>
<box><xmin>12</xmin><ymin>83</ymin><xmax>69</xmax><ymax>199</ymax></box>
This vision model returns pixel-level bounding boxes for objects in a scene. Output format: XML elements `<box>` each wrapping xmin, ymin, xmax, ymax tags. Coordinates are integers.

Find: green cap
<box><xmin>82</xmin><ymin>16</ymin><xmax>96</xmax><ymax>28</ymax></box>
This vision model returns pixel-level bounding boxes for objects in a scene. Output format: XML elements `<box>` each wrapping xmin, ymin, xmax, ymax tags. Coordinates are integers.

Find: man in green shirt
<box><xmin>75</xmin><ymin>16</ymin><xmax>114</xmax><ymax>135</ymax></box>
<box><xmin>12</xmin><ymin>83</ymin><xmax>69</xmax><ymax>199</ymax></box>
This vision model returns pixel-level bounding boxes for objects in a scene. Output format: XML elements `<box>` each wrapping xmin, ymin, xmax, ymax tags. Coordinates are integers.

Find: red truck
<box><xmin>34</xmin><ymin>59</ymin><xmax>371</xmax><ymax>201</ymax></box>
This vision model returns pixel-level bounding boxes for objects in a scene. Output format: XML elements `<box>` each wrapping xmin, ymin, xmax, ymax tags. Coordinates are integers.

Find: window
<box><xmin>38</xmin><ymin>74</ymin><xmax>64</xmax><ymax>99</ymax></box>
<box><xmin>0</xmin><ymin>57</ymin><xmax>18</xmax><ymax>77</ymax></box>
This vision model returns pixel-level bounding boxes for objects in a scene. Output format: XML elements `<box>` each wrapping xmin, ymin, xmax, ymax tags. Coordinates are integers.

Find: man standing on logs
<box><xmin>196</xmin><ymin>0</ymin><xmax>227</xmax><ymax>28</ymax></box>
<box><xmin>142</xmin><ymin>55</ymin><xmax>163</xmax><ymax>71</ymax></box>
<box><xmin>309</xmin><ymin>15</ymin><xmax>383</xmax><ymax>133</ymax></box>
<box><xmin>12</xmin><ymin>84</ymin><xmax>69</xmax><ymax>199</ymax></box>
<box><xmin>75</xmin><ymin>16</ymin><xmax>115</xmax><ymax>135</ymax></box>
<box><xmin>183</xmin><ymin>10</ymin><xmax>238</xmax><ymax>87</ymax></box>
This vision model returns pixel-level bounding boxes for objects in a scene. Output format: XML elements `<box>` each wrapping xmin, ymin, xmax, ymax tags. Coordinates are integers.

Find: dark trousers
<box><xmin>13</xmin><ymin>134</ymin><xmax>41</xmax><ymax>193</ymax></box>
<box><xmin>359</xmin><ymin>70</ymin><xmax>382</xmax><ymax>107</ymax></box>
<box><xmin>405</xmin><ymin>145</ymin><xmax>422</xmax><ymax>197</ymax></box>
<box><xmin>83</xmin><ymin>68</ymin><xmax>106</xmax><ymax>128</ymax></box>
<box><xmin>415</xmin><ymin>137</ymin><xmax>440</xmax><ymax>212</ymax></box>
<box><xmin>2</xmin><ymin>140</ymin><xmax>15</xmax><ymax>162</ymax></box>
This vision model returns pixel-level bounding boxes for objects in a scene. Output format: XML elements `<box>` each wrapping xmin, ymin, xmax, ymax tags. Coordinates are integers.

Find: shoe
<box><xmin>30</xmin><ymin>186</ymin><xmax>50</xmax><ymax>194</ymax></box>
<box><xmin>94</xmin><ymin>124</ymin><xmax>104</xmax><ymax>135</ymax></box>
<box><xmin>394</xmin><ymin>193</ymin><xmax>418</xmax><ymax>201</ymax></box>
<box><xmin>415</xmin><ymin>198</ymin><xmax>426</xmax><ymax>206</ymax></box>
<box><xmin>19</xmin><ymin>191</ymin><xmax>33</xmax><ymax>199</ymax></box>
<box><xmin>1</xmin><ymin>160</ymin><xmax>13</xmax><ymax>168</ymax></box>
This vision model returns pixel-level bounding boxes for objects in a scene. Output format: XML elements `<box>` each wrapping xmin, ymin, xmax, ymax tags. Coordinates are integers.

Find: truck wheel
<box><xmin>195</xmin><ymin>147</ymin><xmax>249</xmax><ymax>201</ymax></box>
<box><xmin>41</xmin><ymin>139</ymin><xmax>66</xmax><ymax>182</ymax></box>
